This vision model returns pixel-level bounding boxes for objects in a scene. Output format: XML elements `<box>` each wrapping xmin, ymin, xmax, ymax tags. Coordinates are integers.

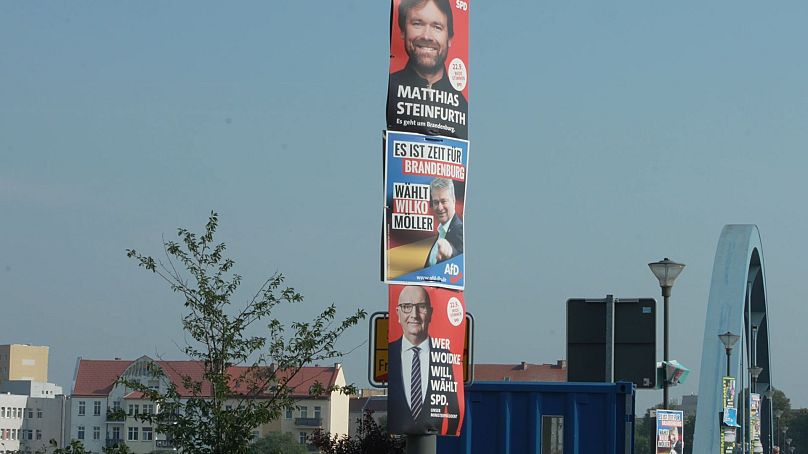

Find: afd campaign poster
<box><xmin>387</xmin><ymin>0</ymin><xmax>469</xmax><ymax>140</ymax></box>
<box><xmin>387</xmin><ymin>285</ymin><xmax>465</xmax><ymax>436</ymax></box>
<box><xmin>383</xmin><ymin>131</ymin><xmax>468</xmax><ymax>289</ymax></box>
<box><xmin>656</xmin><ymin>409</ymin><xmax>684</xmax><ymax>454</ymax></box>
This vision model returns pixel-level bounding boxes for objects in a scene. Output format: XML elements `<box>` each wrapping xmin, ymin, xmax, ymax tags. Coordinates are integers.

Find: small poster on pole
<box><xmin>656</xmin><ymin>409</ymin><xmax>684</xmax><ymax>454</ymax></box>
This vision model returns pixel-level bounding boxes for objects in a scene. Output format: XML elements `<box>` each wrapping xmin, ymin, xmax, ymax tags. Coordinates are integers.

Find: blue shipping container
<box><xmin>437</xmin><ymin>381</ymin><xmax>635</xmax><ymax>454</ymax></box>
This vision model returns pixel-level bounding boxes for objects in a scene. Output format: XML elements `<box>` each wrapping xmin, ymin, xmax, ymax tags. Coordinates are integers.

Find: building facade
<box><xmin>0</xmin><ymin>386</ymin><xmax>68</xmax><ymax>454</ymax></box>
<box><xmin>0</xmin><ymin>345</ymin><xmax>49</xmax><ymax>383</ymax></box>
<box><xmin>70</xmin><ymin>356</ymin><xmax>350</xmax><ymax>452</ymax></box>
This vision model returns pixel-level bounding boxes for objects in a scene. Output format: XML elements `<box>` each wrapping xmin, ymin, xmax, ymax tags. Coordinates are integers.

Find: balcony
<box><xmin>106</xmin><ymin>408</ymin><xmax>126</xmax><ymax>423</ymax></box>
<box><xmin>105</xmin><ymin>439</ymin><xmax>125</xmax><ymax>448</ymax></box>
<box><xmin>156</xmin><ymin>439</ymin><xmax>177</xmax><ymax>449</ymax></box>
<box><xmin>294</xmin><ymin>417</ymin><xmax>322</xmax><ymax>427</ymax></box>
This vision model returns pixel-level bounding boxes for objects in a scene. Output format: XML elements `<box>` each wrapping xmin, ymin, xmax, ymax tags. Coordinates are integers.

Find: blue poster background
<box><xmin>384</xmin><ymin>131</ymin><xmax>469</xmax><ymax>290</ymax></box>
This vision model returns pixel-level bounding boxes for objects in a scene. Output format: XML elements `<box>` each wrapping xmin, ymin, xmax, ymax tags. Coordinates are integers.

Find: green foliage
<box><xmin>36</xmin><ymin>439</ymin><xmax>132</xmax><ymax>454</ymax></box>
<box><xmin>248</xmin><ymin>432</ymin><xmax>308</xmax><ymax>454</ymax></box>
<box><xmin>308</xmin><ymin>410</ymin><xmax>406</xmax><ymax>454</ymax></box>
<box><xmin>120</xmin><ymin>212</ymin><xmax>366</xmax><ymax>454</ymax></box>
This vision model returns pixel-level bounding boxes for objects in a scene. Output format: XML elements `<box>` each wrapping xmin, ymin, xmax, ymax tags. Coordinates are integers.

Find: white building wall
<box><xmin>68</xmin><ymin>397</ymin><xmax>107</xmax><ymax>453</ymax></box>
<box><xmin>19</xmin><ymin>395</ymin><xmax>68</xmax><ymax>453</ymax></box>
<box><xmin>0</xmin><ymin>394</ymin><xmax>28</xmax><ymax>453</ymax></box>
<box><xmin>328</xmin><ymin>366</ymin><xmax>350</xmax><ymax>436</ymax></box>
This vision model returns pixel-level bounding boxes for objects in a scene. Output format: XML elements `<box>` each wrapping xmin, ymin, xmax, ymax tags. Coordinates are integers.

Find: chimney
<box><xmin>520</xmin><ymin>361</ymin><xmax>528</xmax><ymax>370</ymax></box>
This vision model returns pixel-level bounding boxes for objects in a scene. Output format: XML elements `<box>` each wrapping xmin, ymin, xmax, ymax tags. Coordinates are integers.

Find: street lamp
<box><xmin>649</xmin><ymin>257</ymin><xmax>686</xmax><ymax>409</ymax></box>
<box><xmin>749</xmin><ymin>366</ymin><xmax>763</xmax><ymax>393</ymax></box>
<box><xmin>775</xmin><ymin>410</ymin><xmax>783</xmax><ymax>449</ymax></box>
<box><xmin>719</xmin><ymin>331</ymin><xmax>741</xmax><ymax>376</ymax></box>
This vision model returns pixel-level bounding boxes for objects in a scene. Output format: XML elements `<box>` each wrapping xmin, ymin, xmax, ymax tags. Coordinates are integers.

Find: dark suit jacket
<box><xmin>424</xmin><ymin>214</ymin><xmax>464</xmax><ymax>268</ymax></box>
<box><xmin>388</xmin><ymin>337</ymin><xmax>461</xmax><ymax>435</ymax></box>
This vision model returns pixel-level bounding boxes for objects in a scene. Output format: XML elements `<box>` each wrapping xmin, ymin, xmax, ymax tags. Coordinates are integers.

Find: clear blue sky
<box><xmin>2</xmin><ymin>1</ymin><xmax>807</xmax><ymax>412</ymax></box>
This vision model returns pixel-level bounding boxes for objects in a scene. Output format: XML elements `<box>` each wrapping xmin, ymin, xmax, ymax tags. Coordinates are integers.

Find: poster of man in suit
<box><xmin>387</xmin><ymin>285</ymin><xmax>465</xmax><ymax>435</ymax></box>
<box><xmin>383</xmin><ymin>131</ymin><xmax>468</xmax><ymax>289</ymax></box>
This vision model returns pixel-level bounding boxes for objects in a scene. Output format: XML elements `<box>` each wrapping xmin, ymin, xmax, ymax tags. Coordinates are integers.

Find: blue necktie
<box><xmin>410</xmin><ymin>347</ymin><xmax>422</xmax><ymax>420</ymax></box>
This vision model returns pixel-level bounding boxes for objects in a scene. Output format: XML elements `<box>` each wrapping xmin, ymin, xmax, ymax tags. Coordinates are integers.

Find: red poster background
<box><xmin>388</xmin><ymin>285</ymin><xmax>466</xmax><ymax>435</ymax></box>
<box><xmin>389</xmin><ymin>0</ymin><xmax>470</xmax><ymax>101</ymax></box>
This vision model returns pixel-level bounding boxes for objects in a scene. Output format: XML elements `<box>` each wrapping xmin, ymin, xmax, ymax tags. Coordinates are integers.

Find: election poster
<box><xmin>383</xmin><ymin>131</ymin><xmax>468</xmax><ymax>289</ymax></box>
<box><xmin>387</xmin><ymin>285</ymin><xmax>465</xmax><ymax>436</ymax></box>
<box><xmin>750</xmin><ymin>393</ymin><xmax>763</xmax><ymax>453</ymax></box>
<box><xmin>387</xmin><ymin>0</ymin><xmax>469</xmax><ymax>140</ymax></box>
<box><xmin>720</xmin><ymin>376</ymin><xmax>738</xmax><ymax>454</ymax></box>
<box><xmin>656</xmin><ymin>409</ymin><xmax>684</xmax><ymax>454</ymax></box>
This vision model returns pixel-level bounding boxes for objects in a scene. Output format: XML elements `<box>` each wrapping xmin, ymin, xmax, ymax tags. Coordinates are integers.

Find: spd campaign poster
<box><xmin>387</xmin><ymin>0</ymin><xmax>469</xmax><ymax>140</ymax></box>
<box><xmin>383</xmin><ymin>131</ymin><xmax>468</xmax><ymax>289</ymax></box>
<box><xmin>656</xmin><ymin>409</ymin><xmax>684</xmax><ymax>454</ymax></box>
<box><xmin>387</xmin><ymin>285</ymin><xmax>465</xmax><ymax>436</ymax></box>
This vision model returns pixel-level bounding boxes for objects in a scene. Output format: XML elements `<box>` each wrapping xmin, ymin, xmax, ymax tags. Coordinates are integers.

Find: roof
<box><xmin>349</xmin><ymin>396</ymin><xmax>388</xmax><ymax>414</ymax></box>
<box><xmin>72</xmin><ymin>358</ymin><xmax>342</xmax><ymax>399</ymax></box>
<box><xmin>473</xmin><ymin>361</ymin><xmax>567</xmax><ymax>382</ymax></box>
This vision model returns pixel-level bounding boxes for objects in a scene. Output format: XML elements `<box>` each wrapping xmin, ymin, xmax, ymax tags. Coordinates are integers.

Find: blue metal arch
<box><xmin>693</xmin><ymin>225</ymin><xmax>773</xmax><ymax>452</ymax></box>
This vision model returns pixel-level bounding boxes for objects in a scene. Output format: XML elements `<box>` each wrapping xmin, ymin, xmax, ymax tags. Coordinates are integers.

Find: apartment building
<box><xmin>0</xmin><ymin>345</ymin><xmax>49</xmax><ymax>383</ymax></box>
<box><xmin>70</xmin><ymin>356</ymin><xmax>350</xmax><ymax>452</ymax></box>
<box><xmin>0</xmin><ymin>384</ymin><xmax>68</xmax><ymax>454</ymax></box>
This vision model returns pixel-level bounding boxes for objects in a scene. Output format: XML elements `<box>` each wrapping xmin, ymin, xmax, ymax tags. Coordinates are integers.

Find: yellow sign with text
<box><xmin>368</xmin><ymin>312</ymin><xmax>473</xmax><ymax>387</ymax></box>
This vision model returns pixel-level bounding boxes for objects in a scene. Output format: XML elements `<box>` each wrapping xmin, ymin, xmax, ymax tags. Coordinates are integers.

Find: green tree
<box><xmin>308</xmin><ymin>410</ymin><xmax>405</xmax><ymax>454</ymax></box>
<box><xmin>248</xmin><ymin>432</ymin><xmax>308</xmax><ymax>454</ymax></box>
<box><xmin>120</xmin><ymin>212</ymin><xmax>366</xmax><ymax>454</ymax></box>
<box><xmin>35</xmin><ymin>439</ymin><xmax>132</xmax><ymax>454</ymax></box>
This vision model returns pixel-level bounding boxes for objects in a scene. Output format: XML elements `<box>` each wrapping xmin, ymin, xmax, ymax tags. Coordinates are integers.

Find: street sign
<box><xmin>369</xmin><ymin>311</ymin><xmax>474</xmax><ymax>387</ymax></box>
<box><xmin>567</xmin><ymin>297</ymin><xmax>657</xmax><ymax>388</ymax></box>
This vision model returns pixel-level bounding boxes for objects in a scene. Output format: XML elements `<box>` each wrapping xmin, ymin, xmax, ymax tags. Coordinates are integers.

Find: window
<box><xmin>300</xmin><ymin>406</ymin><xmax>308</xmax><ymax>418</ymax></box>
<box><xmin>299</xmin><ymin>432</ymin><xmax>307</xmax><ymax>444</ymax></box>
<box><xmin>112</xmin><ymin>401</ymin><xmax>121</xmax><ymax>411</ymax></box>
<box><xmin>541</xmin><ymin>415</ymin><xmax>564</xmax><ymax>454</ymax></box>
<box><xmin>112</xmin><ymin>426</ymin><xmax>121</xmax><ymax>441</ymax></box>
<box><xmin>93</xmin><ymin>426</ymin><xmax>101</xmax><ymax>440</ymax></box>
<box><xmin>1</xmin><ymin>406</ymin><xmax>5</xmax><ymax>417</ymax></box>
<box><xmin>26</xmin><ymin>429</ymin><xmax>33</xmax><ymax>440</ymax></box>
<box><xmin>314</xmin><ymin>406</ymin><xmax>321</xmax><ymax>419</ymax></box>
<box><xmin>16</xmin><ymin>407</ymin><xmax>22</xmax><ymax>418</ymax></box>
<box><xmin>94</xmin><ymin>401</ymin><xmax>102</xmax><ymax>416</ymax></box>
<box><xmin>142</xmin><ymin>404</ymin><xmax>154</xmax><ymax>415</ymax></box>
<box><xmin>77</xmin><ymin>426</ymin><xmax>85</xmax><ymax>440</ymax></box>
<box><xmin>37</xmin><ymin>408</ymin><xmax>43</xmax><ymax>418</ymax></box>
<box><xmin>127</xmin><ymin>427</ymin><xmax>139</xmax><ymax>441</ymax></box>
<box><xmin>285</xmin><ymin>408</ymin><xmax>293</xmax><ymax>419</ymax></box>
<box><xmin>36</xmin><ymin>429</ymin><xmax>42</xmax><ymax>440</ymax></box>
<box><xmin>27</xmin><ymin>408</ymin><xmax>33</xmax><ymax>418</ymax></box>
<box><xmin>78</xmin><ymin>401</ymin><xmax>86</xmax><ymax>416</ymax></box>
<box><xmin>142</xmin><ymin>427</ymin><xmax>153</xmax><ymax>441</ymax></box>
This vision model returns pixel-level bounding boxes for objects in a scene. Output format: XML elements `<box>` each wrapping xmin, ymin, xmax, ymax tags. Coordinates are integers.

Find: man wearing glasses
<box><xmin>388</xmin><ymin>285</ymin><xmax>459</xmax><ymax>435</ymax></box>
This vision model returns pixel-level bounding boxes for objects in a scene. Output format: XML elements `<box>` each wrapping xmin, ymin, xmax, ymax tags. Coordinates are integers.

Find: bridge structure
<box><xmin>693</xmin><ymin>225</ymin><xmax>775</xmax><ymax>453</ymax></box>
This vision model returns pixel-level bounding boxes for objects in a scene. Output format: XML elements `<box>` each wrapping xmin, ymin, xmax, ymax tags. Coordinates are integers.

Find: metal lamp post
<box><xmin>719</xmin><ymin>331</ymin><xmax>741</xmax><ymax>376</ymax></box>
<box><xmin>764</xmin><ymin>387</ymin><xmax>775</xmax><ymax>454</ymax></box>
<box><xmin>648</xmin><ymin>257</ymin><xmax>685</xmax><ymax>409</ymax></box>
<box><xmin>749</xmin><ymin>366</ymin><xmax>763</xmax><ymax>394</ymax></box>
<box><xmin>775</xmin><ymin>410</ymin><xmax>783</xmax><ymax>449</ymax></box>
